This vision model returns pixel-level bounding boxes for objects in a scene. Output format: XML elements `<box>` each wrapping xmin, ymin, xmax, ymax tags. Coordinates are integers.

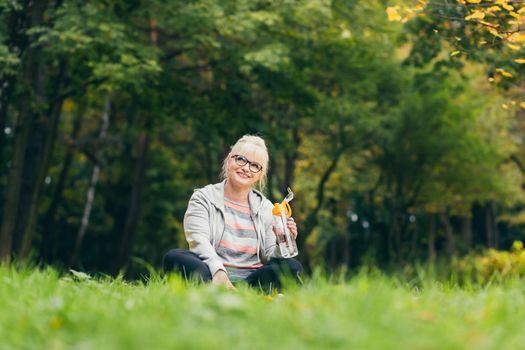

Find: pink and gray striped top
<box><xmin>216</xmin><ymin>198</ymin><xmax>262</xmax><ymax>280</ymax></box>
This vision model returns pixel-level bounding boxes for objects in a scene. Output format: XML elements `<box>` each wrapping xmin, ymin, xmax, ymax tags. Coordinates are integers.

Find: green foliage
<box><xmin>1</xmin><ymin>0</ymin><xmax>524</xmax><ymax>272</ymax></box>
<box><xmin>455</xmin><ymin>241</ymin><xmax>525</xmax><ymax>284</ymax></box>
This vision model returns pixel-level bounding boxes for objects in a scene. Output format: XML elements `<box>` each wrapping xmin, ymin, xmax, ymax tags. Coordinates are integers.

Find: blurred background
<box><xmin>1</xmin><ymin>0</ymin><xmax>524</xmax><ymax>277</ymax></box>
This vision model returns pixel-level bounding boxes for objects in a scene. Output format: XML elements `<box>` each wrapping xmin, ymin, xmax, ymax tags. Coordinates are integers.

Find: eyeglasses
<box><xmin>231</xmin><ymin>155</ymin><xmax>263</xmax><ymax>173</ymax></box>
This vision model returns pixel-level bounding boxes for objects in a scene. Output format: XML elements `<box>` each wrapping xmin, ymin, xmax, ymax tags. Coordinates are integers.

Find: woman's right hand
<box><xmin>212</xmin><ymin>270</ymin><xmax>236</xmax><ymax>290</ymax></box>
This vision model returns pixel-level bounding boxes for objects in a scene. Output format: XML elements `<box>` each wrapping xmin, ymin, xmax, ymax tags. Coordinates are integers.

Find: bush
<box><xmin>455</xmin><ymin>241</ymin><xmax>525</xmax><ymax>283</ymax></box>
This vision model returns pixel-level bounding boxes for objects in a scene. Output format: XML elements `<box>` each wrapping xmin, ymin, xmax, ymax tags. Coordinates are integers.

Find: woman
<box><xmin>163</xmin><ymin>135</ymin><xmax>302</xmax><ymax>291</ymax></box>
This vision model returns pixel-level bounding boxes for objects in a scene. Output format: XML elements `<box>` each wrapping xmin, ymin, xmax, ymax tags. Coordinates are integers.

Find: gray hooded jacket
<box><xmin>183</xmin><ymin>181</ymin><xmax>283</xmax><ymax>276</ymax></box>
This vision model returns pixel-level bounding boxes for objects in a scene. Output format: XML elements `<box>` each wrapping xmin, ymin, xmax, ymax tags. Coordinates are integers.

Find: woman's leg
<box><xmin>245</xmin><ymin>258</ymin><xmax>302</xmax><ymax>292</ymax></box>
<box><xmin>163</xmin><ymin>248</ymin><xmax>212</xmax><ymax>282</ymax></box>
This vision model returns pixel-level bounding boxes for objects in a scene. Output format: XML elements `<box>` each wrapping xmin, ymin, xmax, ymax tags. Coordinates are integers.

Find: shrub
<box><xmin>455</xmin><ymin>241</ymin><xmax>525</xmax><ymax>283</ymax></box>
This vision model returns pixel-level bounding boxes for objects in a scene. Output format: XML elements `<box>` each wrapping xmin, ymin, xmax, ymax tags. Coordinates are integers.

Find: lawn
<box><xmin>0</xmin><ymin>266</ymin><xmax>523</xmax><ymax>350</ymax></box>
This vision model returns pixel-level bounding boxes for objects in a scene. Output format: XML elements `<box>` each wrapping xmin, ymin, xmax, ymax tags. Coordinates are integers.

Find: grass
<box><xmin>1</xmin><ymin>266</ymin><xmax>524</xmax><ymax>350</ymax></box>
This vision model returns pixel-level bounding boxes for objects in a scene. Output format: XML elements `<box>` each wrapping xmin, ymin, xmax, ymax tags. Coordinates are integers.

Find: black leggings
<box><xmin>163</xmin><ymin>248</ymin><xmax>302</xmax><ymax>291</ymax></box>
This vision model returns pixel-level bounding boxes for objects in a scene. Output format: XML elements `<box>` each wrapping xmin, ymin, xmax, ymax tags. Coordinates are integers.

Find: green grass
<box><xmin>1</xmin><ymin>266</ymin><xmax>524</xmax><ymax>350</ymax></box>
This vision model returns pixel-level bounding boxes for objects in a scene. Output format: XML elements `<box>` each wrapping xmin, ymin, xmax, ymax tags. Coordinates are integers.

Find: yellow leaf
<box><xmin>502</xmin><ymin>103</ymin><xmax>509</xmax><ymax>110</ymax></box>
<box><xmin>520</xmin><ymin>102</ymin><xmax>525</xmax><ymax>109</ymax></box>
<box><xmin>386</xmin><ymin>7</ymin><xmax>402</xmax><ymax>21</ymax></box>
<box><xmin>510</xmin><ymin>11</ymin><xmax>520</xmax><ymax>18</ymax></box>
<box><xmin>465</xmin><ymin>10</ymin><xmax>485</xmax><ymax>20</ymax></box>
<box><xmin>450</xmin><ymin>50</ymin><xmax>461</xmax><ymax>57</ymax></box>
<box><xmin>479</xmin><ymin>40</ymin><xmax>487</xmax><ymax>45</ymax></box>
<box><xmin>62</xmin><ymin>99</ymin><xmax>75</xmax><ymax>113</ymax></box>
<box><xmin>496</xmin><ymin>68</ymin><xmax>513</xmax><ymax>77</ymax></box>
<box><xmin>496</xmin><ymin>0</ymin><xmax>514</xmax><ymax>10</ymax></box>
<box><xmin>507</xmin><ymin>43</ymin><xmax>521</xmax><ymax>50</ymax></box>
<box><xmin>402</xmin><ymin>12</ymin><xmax>416</xmax><ymax>23</ymax></box>
<box><xmin>508</xmin><ymin>33</ymin><xmax>525</xmax><ymax>43</ymax></box>
<box><xmin>487</xmin><ymin>27</ymin><xmax>503</xmax><ymax>38</ymax></box>
<box><xmin>478</xmin><ymin>20</ymin><xmax>495</xmax><ymax>27</ymax></box>
<box><xmin>49</xmin><ymin>316</ymin><xmax>62</xmax><ymax>330</ymax></box>
<box><xmin>487</xmin><ymin>6</ymin><xmax>502</xmax><ymax>13</ymax></box>
<box><xmin>514</xmin><ymin>58</ymin><xmax>525</xmax><ymax>64</ymax></box>
<box><xmin>466</xmin><ymin>0</ymin><xmax>481</xmax><ymax>3</ymax></box>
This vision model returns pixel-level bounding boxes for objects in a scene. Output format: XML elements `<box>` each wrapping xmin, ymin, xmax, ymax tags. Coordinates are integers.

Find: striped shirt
<box><xmin>216</xmin><ymin>198</ymin><xmax>262</xmax><ymax>281</ymax></box>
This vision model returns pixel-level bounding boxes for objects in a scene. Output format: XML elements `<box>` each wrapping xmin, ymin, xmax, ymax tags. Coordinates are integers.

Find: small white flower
<box><xmin>48</xmin><ymin>296</ymin><xmax>64</xmax><ymax>310</ymax></box>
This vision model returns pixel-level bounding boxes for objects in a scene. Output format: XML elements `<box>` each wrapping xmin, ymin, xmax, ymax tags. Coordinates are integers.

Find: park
<box><xmin>1</xmin><ymin>0</ymin><xmax>525</xmax><ymax>348</ymax></box>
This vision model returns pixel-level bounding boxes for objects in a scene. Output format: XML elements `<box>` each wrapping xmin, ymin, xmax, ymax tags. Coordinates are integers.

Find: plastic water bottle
<box><xmin>272</xmin><ymin>187</ymin><xmax>298</xmax><ymax>258</ymax></box>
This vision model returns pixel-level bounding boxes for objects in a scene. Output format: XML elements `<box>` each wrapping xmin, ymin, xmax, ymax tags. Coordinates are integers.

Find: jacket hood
<box><xmin>195</xmin><ymin>180</ymin><xmax>268</xmax><ymax>214</ymax></box>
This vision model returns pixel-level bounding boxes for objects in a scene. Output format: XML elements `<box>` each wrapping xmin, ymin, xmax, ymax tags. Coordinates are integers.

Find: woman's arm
<box><xmin>183</xmin><ymin>191</ymin><xmax>226</xmax><ymax>277</ymax></box>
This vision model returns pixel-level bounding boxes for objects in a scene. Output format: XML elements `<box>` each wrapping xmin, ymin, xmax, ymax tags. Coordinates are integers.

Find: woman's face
<box><xmin>226</xmin><ymin>150</ymin><xmax>265</xmax><ymax>190</ymax></box>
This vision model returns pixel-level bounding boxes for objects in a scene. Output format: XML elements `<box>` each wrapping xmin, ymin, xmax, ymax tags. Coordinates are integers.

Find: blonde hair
<box><xmin>220</xmin><ymin>135</ymin><xmax>269</xmax><ymax>192</ymax></box>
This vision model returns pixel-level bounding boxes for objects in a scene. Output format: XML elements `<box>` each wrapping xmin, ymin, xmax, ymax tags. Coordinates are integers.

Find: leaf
<box><xmin>450</xmin><ymin>50</ymin><xmax>461</xmax><ymax>57</ymax></box>
<box><xmin>70</xmin><ymin>269</ymin><xmax>91</xmax><ymax>281</ymax></box>
<box><xmin>520</xmin><ymin>101</ymin><xmax>525</xmax><ymax>109</ymax></box>
<box><xmin>487</xmin><ymin>27</ymin><xmax>503</xmax><ymax>38</ymax></box>
<box><xmin>501</xmin><ymin>3</ymin><xmax>514</xmax><ymax>11</ymax></box>
<box><xmin>496</xmin><ymin>68</ymin><xmax>513</xmax><ymax>77</ymax></box>
<box><xmin>466</xmin><ymin>0</ymin><xmax>481</xmax><ymax>3</ymax></box>
<box><xmin>386</xmin><ymin>7</ymin><xmax>402</xmax><ymax>22</ymax></box>
<box><xmin>465</xmin><ymin>10</ymin><xmax>485</xmax><ymax>21</ymax></box>
<box><xmin>514</xmin><ymin>58</ymin><xmax>525</xmax><ymax>64</ymax></box>
<box><xmin>508</xmin><ymin>33</ymin><xmax>525</xmax><ymax>43</ymax></box>
<box><xmin>487</xmin><ymin>6</ymin><xmax>502</xmax><ymax>14</ymax></box>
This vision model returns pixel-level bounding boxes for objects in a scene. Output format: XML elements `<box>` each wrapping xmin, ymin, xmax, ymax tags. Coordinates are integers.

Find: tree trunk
<box><xmin>0</xmin><ymin>0</ymin><xmax>46</xmax><ymax>261</ymax></box>
<box><xmin>461</xmin><ymin>215</ymin><xmax>472</xmax><ymax>250</ymax></box>
<box><xmin>17</xmin><ymin>61</ymin><xmax>67</xmax><ymax>259</ymax></box>
<box><xmin>283</xmin><ymin>126</ymin><xmax>300</xmax><ymax>190</ymax></box>
<box><xmin>0</xmin><ymin>0</ymin><xmax>34</xmax><ymax>179</ymax></box>
<box><xmin>342</xmin><ymin>233</ymin><xmax>350</xmax><ymax>268</ymax></box>
<box><xmin>439</xmin><ymin>211</ymin><xmax>455</xmax><ymax>258</ymax></box>
<box><xmin>0</xmin><ymin>102</ymin><xmax>32</xmax><ymax>260</ymax></box>
<box><xmin>41</xmin><ymin>101</ymin><xmax>85</xmax><ymax>262</ymax></box>
<box><xmin>485</xmin><ymin>201</ymin><xmax>498</xmax><ymax>249</ymax></box>
<box><xmin>111</xmin><ymin>132</ymin><xmax>150</xmax><ymax>274</ymax></box>
<box><xmin>267</xmin><ymin>157</ymin><xmax>277</xmax><ymax>203</ymax></box>
<box><xmin>329</xmin><ymin>238</ymin><xmax>337</xmax><ymax>270</ymax></box>
<box><xmin>428</xmin><ymin>214</ymin><xmax>436</xmax><ymax>263</ymax></box>
<box><xmin>70</xmin><ymin>98</ymin><xmax>111</xmax><ymax>264</ymax></box>
<box><xmin>302</xmin><ymin>147</ymin><xmax>344</xmax><ymax>240</ymax></box>
<box><xmin>0</xmin><ymin>77</ymin><xmax>15</xmax><ymax>178</ymax></box>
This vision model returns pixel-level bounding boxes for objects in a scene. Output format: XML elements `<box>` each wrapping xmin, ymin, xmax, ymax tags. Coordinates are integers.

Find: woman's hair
<box><xmin>220</xmin><ymin>135</ymin><xmax>269</xmax><ymax>192</ymax></box>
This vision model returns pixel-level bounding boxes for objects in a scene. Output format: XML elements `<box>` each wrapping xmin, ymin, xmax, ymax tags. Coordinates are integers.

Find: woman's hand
<box><xmin>287</xmin><ymin>217</ymin><xmax>298</xmax><ymax>239</ymax></box>
<box><xmin>272</xmin><ymin>217</ymin><xmax>298</xmax><ymax>240</ymax></box>
<box><xmin>212</xmin><ymin>270</ymin><xmax>236</xmax><ymax>290</ymax></box>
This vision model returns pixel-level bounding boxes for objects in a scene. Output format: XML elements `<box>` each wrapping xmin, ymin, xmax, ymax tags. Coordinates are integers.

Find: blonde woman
<box><xmin>164</xmin><ymin>135</ymin><xmax>302</xmax><ymax>290</ymax></box>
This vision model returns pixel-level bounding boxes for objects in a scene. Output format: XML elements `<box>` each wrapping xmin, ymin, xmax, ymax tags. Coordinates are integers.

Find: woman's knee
<box><xmin>287</xmin><ymin>258</ymin><xmax>303</xmax><ymax>275</ymax></box>
<box><xmin>163</xmin><ymin>248</ymin><xmax>186</xmax><ymax>272</ymax></box>
<box><xmin>163</xmin><ymin>248</ymin><xmax>212</xmax><ymax>281</ymax></box>
<box><xmin>270</xmin><ymin>258</ymin><xmax>302</xmax><ymax>277</ymax></box>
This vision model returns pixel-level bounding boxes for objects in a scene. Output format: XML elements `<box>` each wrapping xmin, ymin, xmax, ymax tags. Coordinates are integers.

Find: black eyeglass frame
<box><xmin>231</xmin><ymin>154</ymin><xmax>263</xmax><ymax>173</ymax></box>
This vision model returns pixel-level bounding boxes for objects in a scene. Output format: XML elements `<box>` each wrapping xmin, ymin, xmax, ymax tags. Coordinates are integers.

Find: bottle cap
<box><xmin>272</xmin><ymin>201</ymin><xmax>292</xmax><ymax>217</ymax></box>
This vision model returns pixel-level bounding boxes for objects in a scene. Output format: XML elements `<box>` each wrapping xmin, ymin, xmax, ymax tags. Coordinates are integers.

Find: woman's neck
<box><xmin>224</xmin><ymin>180</ymin><xmax>250</xmax><ymax>204</ymax></box>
